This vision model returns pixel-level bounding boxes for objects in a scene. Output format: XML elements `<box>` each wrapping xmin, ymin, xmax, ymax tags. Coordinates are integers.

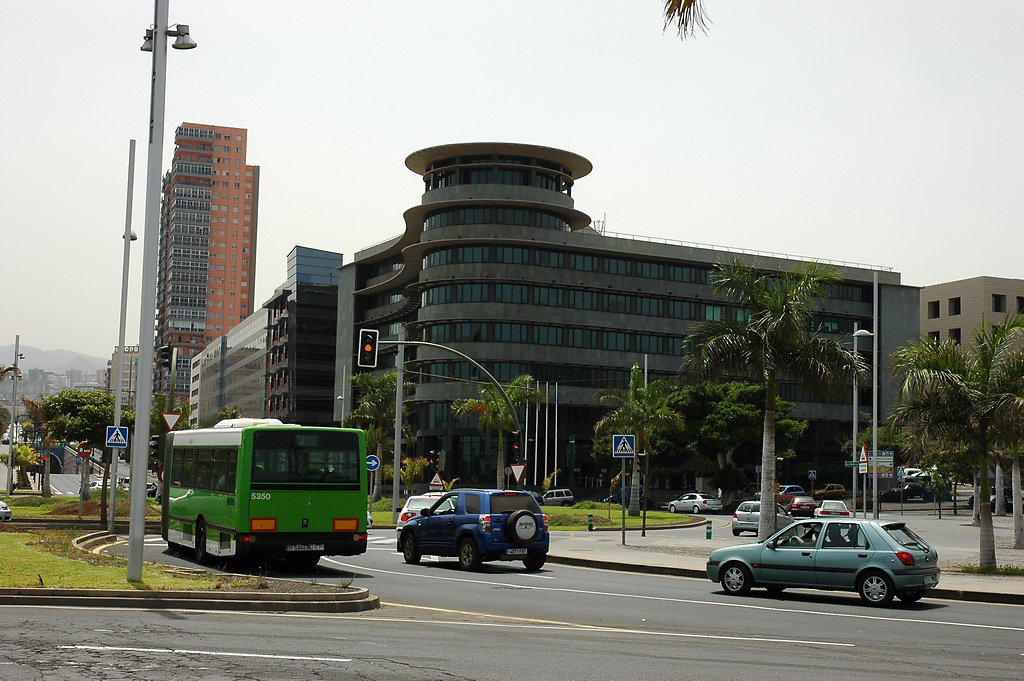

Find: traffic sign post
<box><xmin>366</xmin><ymin>454</ymin><xmax>381</xmax><ymax>471</ymax></box>
<box><xmin>105</xmin><ymin>426</ymin><xmax>129</xmax><ymax>449</ymax></box>
<box><xmin>611</xmin><ymin>435</ymin><xmax>635</xmax><ymax>547</ymax></box>
<box><xmin>161</xmin><ymin>413</ymin><xmax>181</xmax><ymax>431</ymax></box>
<box><xmin>807</xmin><ymin>469</ymin><xmax>817</xmax><ymax>482</ymax></box>
<box><xmin>428</xmin><ymin>472</ymin><xmax>443</xmax><ymax>491</ymax></box>
<box><xmin>509</xmin><ymin>463</ymin><xmax>526</xmax><ymax>484</ymax></box>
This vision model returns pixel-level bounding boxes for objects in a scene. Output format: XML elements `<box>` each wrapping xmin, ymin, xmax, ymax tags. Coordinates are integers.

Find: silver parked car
<box><xmin>395</xmin><ymin>493</ymin><xmax>446</xmax><ymax>535</ymax></box>
<box><xmin>0</xmin><ymin>500</ymin><xmax>11</xmax><ymax>522</ymax></box>
<box><xmin>668</xmin><ymin>493</ymin><xmax>722</xmax><ymax>514</ymax></box>
<box><xmin>731</xmin><ymin>500</ymin><xmax>794</xmax><ymax>536</ymax></box>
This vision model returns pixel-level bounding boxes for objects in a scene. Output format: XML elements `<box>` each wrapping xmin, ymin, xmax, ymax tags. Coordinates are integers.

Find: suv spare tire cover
<box><xmin>506</xmin><ymin>509</ymin><xmax>539</xmax><ymax>546</ymax></box>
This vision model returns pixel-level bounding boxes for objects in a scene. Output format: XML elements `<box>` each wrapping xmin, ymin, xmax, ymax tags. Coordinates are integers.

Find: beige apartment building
<box><xmin>920</xmin><ymin>276</ymin><xmax>1024</xmax><ymax>344</ymax></box>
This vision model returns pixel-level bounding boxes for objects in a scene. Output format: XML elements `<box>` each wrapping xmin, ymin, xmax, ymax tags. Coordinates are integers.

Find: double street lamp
<box><xmin>127</xmin><ymin>0</ymin><xmax>197</xmax><ymax>583</ymax></box>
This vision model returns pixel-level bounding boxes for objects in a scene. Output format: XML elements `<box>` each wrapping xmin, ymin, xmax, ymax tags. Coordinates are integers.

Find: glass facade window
<box><xmin>637</xmin><ymin>262</ymin><xmax>663</xmax><ymax>279</ymax></box>
<box><xmin>702</xmin><ymin>304</ymin><xmax>725</xmax><ymax>321</ymax></box>
<box><xmin>495</xmin><ymin>323</ymin><xmax>528</xmax><ymax>343</ymax></box>
<box><xmin>603</xmin><ymin>294</ymin><xmax>631</xmax><ymax>314</ymax></box>
<box><xmin>455</xmin><ymin>283</ymin><xmax>488</xmax><ymax>302</ymax></box>
<box><xmin>668</xmin><ymin>265</ymin><xmax>709</xmax><ymax>284</ymax></box>
<box><xmin>454</xmin><ymin>322</ymin><xmax>488</xmax><ymax>341</ymax></box>
<box><xmin>603</xmin><ymin>331</ymin><xmax>630</xmax><ymax>351</ymax></box>
<box><xmin>568</xmin><ymin>290</ymin><xmax>597</xmax><ymax>310</ymax></box>
<box><xmin>568</xmin><ymin>253</ymin><xmax>597</xmax><ymax>271</ymax></box>
<box><xmin>533</xmin><ymin>325</ymin><xmax>563</xmax><ymax>346</ymax></box>
<box><xmin>568</xmin><ymin>328</ymin><xmax>598</xmax><ymax>348</ymax></box>
<box><xmin>603</xmin><ymin>258</ymin><xmax>632</xmax><ymax>276</ymax></box>
<box><xmin>491</xmin><ymin>362</ymin><xmax>527</xmax><ymax>382</ymax></box>
<box><xmin>668</xmin><ymin>300</ymin><xmax>696</xmax><ymax>319</ymax></box>
<box><xmin>423</xmin><ymin>207</ymin><xmax>569</xmax><ymax>232</ymax></box>
<box><xmin>636</xmin><ymin>334</ymin><xmax>663</xmax><ymax>354</ymax></box>
<box><xmin>423</xmin><ymin>248</ymin><xmax>453</xmax><ymax>268</ymax></box>
<box><xmin>666</xmin><ymin>337</ymin><xmax>686</xmax><ymax>356</ymax></box>
<box><xmin>637</xmin><ymin>297</ymin><xmax>663</xmax><ymax>316</ymax></box>
<box><xmin>422</xmin><ymin>285</ymin><xmax>452</xmax><ymax>306</ymax></box>
<box><xmin>425</xmin><ymin>324</ymin><xmax>451</xmax><ymax>343</ymax></box>
<box><xmin>496</xmin><ymin>246</ymin><xmax>529</xmax><ymax>264</ymax></box>
<box><xmin>534</xmin><ymin>250</ymin><xmax>564</xmax><ymax>268</ymax></box>
<box><xmin>455</xmin><ymin>246</ymin><xmax>489</xmax><ymax>263</ymax></box>
<box><xmin>533</xmin><ymin>286</ymin><xmax>564</xmax><ymax>307</ymax></box>
<box><xmin>495</xmin><ymin>283</ymin><xmax>528</xmax><ymax>303</ymax></box>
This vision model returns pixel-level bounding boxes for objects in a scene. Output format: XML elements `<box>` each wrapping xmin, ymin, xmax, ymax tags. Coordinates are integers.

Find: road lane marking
<box><xmin>59</xmin><ymin>645</ymin><xmax>351</xmax><ymax>663</ymax></box>
<box><xmin>325</xmin><ymin>560</ymin><xmax>1024</xmax><ymax>633</ymax></box>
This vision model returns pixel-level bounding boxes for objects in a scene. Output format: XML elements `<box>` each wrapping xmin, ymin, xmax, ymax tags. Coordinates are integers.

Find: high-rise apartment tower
<box><xmin>156</xmin><ymin>123</ymin><xmax>259</xmax><ymax>399</ymax></box>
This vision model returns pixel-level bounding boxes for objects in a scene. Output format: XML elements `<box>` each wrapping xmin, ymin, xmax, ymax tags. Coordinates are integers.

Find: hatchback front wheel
<box><xmin>720</xmin><ymin>563</ymin><xmax>752</xmax><ymax>595</ymax></box>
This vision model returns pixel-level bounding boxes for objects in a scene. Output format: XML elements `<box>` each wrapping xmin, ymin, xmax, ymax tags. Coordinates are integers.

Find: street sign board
<box><xmin>844</xmin><ymin>461</ymin><xmax>859</xmax><ymax>468</ymax></box>
<box><xmin>77</xmin><ymin>442</ymin><xmax>91</xmax><ymax>457</ymax></box>
<box><xmin>428</xmin><ymin>472</ymin><xmax>443</xmax><ymax>490</ymax></box>
<box><xmin>859</xmin><ymin>445</ymin><xmax>868</xmax><ymax>474</ymax></box>
<box><xmin>162</xmin><ymin>413</ymin><xmax>181</xmax><ymax>431</ymax></box>
<box><xmin>366</xmin><ymin>454</ymin><xmax>381</xmax><ymax>471</ymax></box>
<box><xmin>896</xmin><ymin>465</ymin><xmax>906</xmax><ymax>482</ymax></box>
<box><xmin>105</xmin><ymin>426</ymin><xmax>128</xmax><ymax>448</ymax></box>
<box><xmin>871</xmin><ymin>451</ymin><xmax>894</xmax><ymax>478</ymax></box>
<box><xmin>807</xmin><ymin>469</ymin><xmax>817</xmax><ymax>481</ymax></box>
<box><xmin>509</xmin><ymin>463</ymin><xmax>526</xmax><ymax>483</ymax></box>
<box><xmin>612</xmin><ymin>434</ymin><xmax>635</xmax><ymax>458</ymax></box>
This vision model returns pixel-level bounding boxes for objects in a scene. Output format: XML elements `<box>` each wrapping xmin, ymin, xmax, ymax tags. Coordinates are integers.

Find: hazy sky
<box><xmin>2</xmin><ymin>1</ymin><xmax>1022</xmax><ymax>361</ymax></box>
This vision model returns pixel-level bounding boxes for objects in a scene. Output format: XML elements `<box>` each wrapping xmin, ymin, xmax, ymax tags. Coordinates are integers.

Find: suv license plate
<box><xmin>285</xmin><ymin>544</ymin><xmax>325</xmax><ymax>552</ymax></box>
<box><xmin>506</xmin><ymin>548</ymin><xmax>527</xmax><ymax>556</ymax></box>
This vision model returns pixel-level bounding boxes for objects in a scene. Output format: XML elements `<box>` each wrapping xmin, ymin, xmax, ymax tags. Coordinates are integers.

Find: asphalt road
<box><xmin>5</xmin><ymin>528</ymin><xmax>1017</xmax><ymax>680</ymax></box>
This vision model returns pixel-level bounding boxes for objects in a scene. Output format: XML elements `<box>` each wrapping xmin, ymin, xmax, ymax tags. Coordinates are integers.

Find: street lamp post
<box><xmin>108</xmin><ymin>140</ymin><xmax>137</xmax><ymax>533</ymax></box>
<box><xmin>852</xmin><ymin>327</ymin><xmax>872</xmax><ymax>518</ymax></box>
<box><xmin>871</xmin><ymin>272</ymin><xmax>880</xmax><ymax>519</ymax></box>
<box><xmin>5</xmin><ymin>336</ymin><xmax>24</xmax><ymax>495</ymax></box>
<box><xmin>128</xmin><ymin>0</ymin><xmax>196</xmax><ymax>582</ymax></box>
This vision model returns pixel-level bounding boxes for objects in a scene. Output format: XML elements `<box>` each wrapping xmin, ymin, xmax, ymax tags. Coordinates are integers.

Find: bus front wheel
<box><xmin>194</xmin><ymin>520</ymin><xmax>209</xmax><ymax>565</ymax></box>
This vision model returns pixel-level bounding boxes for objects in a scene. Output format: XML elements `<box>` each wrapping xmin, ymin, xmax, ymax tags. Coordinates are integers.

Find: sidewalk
<box><xmin>546</xmin><ymin>511</ymin><xmax>1024</xmax><ymax>605</ymax></box>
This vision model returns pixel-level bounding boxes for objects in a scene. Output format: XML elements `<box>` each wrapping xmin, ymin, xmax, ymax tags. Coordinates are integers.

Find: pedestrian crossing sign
<box><xmin>105</xmin><ymin>426</ymin><xmax>128</xmax><ymax>448</ymax></box>
<box><xmin>612</xmin><ymin>434</ymin><xmax>635</xmax><ymax>458</ymax></box>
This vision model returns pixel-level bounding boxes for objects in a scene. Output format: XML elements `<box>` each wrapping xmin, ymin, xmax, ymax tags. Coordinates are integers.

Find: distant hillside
<box><xmin>0</xmin><ymin>345</ymin><xmax>108</xmax><ymax>373</ymax></box>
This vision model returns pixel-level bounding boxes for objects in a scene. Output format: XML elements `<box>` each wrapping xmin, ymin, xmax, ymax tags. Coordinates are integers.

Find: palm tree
<box><xmin>594</xmin><ymin>364</ymin><xmax>685</xmax><ymax>516</ymax></box>
<box><xmin>345</xmin><ymin>371</ymin><xmax>414</xmax><ymax>502</ymax></box>
<box><xmin>451</xmin><ymin>375</ymin><xmax>542</xmax><ymax>489</ymax></box>
<box><xmin>684</xmin><ymin>261</ymin><xmax>865</xmax><ymax>539</ymax></box>
<box><xmin>663</xmin><ymin>0</ymin><xmax>711</xmax><ymax>39</ymax></box>
<box><xmin>890</xmin><ymin>315</ymin><xmax>1024</xmax><ymax>568</ymax></box>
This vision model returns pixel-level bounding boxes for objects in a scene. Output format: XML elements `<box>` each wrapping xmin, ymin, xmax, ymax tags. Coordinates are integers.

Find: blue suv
<box><xmin>397</xmin><ymin>489</ymin><xmax>549</xmax><ymax>571</ymax></box>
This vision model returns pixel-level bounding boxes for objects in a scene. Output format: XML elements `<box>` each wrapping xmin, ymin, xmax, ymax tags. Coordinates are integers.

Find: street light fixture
<box><xmin>851</xmin><ymin>327</ymin><xmax>872</xmax><ymax>518</ymax></box>
<box><xmin>5</xmin><ymin>340</ymin><xmax>24</xmax><ymax>495</ymax></box>
<box><xmin>128</xmin><ymin>0</ymin><xmax>196</xmax><ymax>583</ymax></box>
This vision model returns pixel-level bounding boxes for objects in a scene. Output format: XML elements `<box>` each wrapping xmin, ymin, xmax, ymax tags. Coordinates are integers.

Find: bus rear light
<box><xmin>333</xmin><ymin>518</ymin><xmax>358</xmax><ymax>531</ymax></box>
<box><xmin>239</xmin><ymin>534</ymin><xmax>254</xmax><ymax>544</ymax></box>
<box><xmin>250</xmin><ymin>518</ymin><xmax>277</xmax><ymax>532</ymax></box>
<box><xmin>355</xmin><ymin>532</ymin><xmax>367</xmax><ymax>542</ymax></box>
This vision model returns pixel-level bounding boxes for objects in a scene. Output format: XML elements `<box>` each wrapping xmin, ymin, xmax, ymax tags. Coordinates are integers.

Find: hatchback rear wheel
<box><xmin>857</xmin><ymin>571</ymin><xmax>895</xmax><ymax>606</ymax></box>
<box><xmin>720</xmin><ymin>562</ymin><xmax>752</xmax><ymax>595</ymax></box>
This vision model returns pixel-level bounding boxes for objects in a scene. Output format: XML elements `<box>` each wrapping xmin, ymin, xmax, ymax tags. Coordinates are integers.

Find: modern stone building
<box><xmin>334</xmin><ymin>142</ymin><xmax>920</xmax><ymax>491</ymax></box>
<box><xmin>920</xmin><ymin>276</ymin><xmax>1024</xmax><ymax>345</ymax></box>
<box><xmin>156</xmin><ymin>123</ymin><xmax>260</xmax><ymax>400</ymax></box>
<box><xmin>189</xmin><ymin>307</ymin><xmax>268</xmax><ymax>427</ymax></box>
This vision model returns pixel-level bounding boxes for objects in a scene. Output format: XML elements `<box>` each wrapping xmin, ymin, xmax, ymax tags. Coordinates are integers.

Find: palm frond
<box><xmin>663</xmin><ymin>0</ymin><xmax>710</xmax><ymax>39</ymax></box>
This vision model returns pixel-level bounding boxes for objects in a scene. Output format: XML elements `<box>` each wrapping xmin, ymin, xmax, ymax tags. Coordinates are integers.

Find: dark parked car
<box><xmin>397</xmin><ymin>489</ymin><xmax>548</xmax><ymax>571</ymax></box>
<box><xmin>600</xmin><ymin>486</ymin><xmax>645</xmax><ymax>504</ymax></box>
<box><xmin>879</xmin><ymin>482</ymin><xmax>926</xmax><ymax>502</ymax></box>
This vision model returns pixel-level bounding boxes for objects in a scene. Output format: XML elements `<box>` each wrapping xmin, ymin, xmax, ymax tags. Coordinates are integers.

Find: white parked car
<box><xmin>731</xmin><ymin>501</ymin><xmax>794</xmax><ymax>536</ymax></box>
<box><xmin>395</xmin><ymin>493</ymin><xmax>446</xmax><ymax>534</ymax></box>
<box><xmin>814</xmin><ymin>500</ymin><xmax>851</xmax><ymax>517</ymax></box>
<box><xmin>668</xmin><ymin>493</ymin><xmax>722</xmax><ymax>514</ymax></box>
<box><xmin>0</xmin><ymin>500</ymin><xmax>11</xmax><ymax>522</ymax></box>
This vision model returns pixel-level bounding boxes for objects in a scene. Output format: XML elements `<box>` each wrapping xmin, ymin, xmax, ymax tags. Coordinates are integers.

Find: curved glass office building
<box><xmin>335</xmin><ymin>142</ymin><xmax>918</xmax><ymax>491</ymax></box>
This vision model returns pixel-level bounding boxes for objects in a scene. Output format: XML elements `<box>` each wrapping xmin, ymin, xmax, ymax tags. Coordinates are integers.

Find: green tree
<box><xmin>344</xmin><ymin>371</ymin><xmax>414</xmax><ymax>502</ymax></box>
<box><xmin>684</xmin><ymin>261</ymin><xmax>865</xmax><ymax>539</ymax></box>
<box><xmin>0</xmin><ymin>443</ymin><xmax>38</xmax><ymax>490</ymax></box>
<box><xmin>399</xmin><ymin>456</ymin><xmax>430</xmax><ymax>495</ymax></box>
<box><xmin>452</xmin><ymin>375</ymin><xmax>542</xmax><ymax>489</ymax></box>
<box><xmin>0</xmin><ymin>405</ymin><xmax>9</xmax><ymax>435</ymax></box>
<box><xmin>42</xmin><ymin>389</ymin><xmax>135</xmax><ymax>519</ymax></box>
<box><xmin>595</xmin><ymin>364</ymin><xmax>685</xmax><ymax>516</ymax></box>
<box><xmin>890</xmin><ymin>316</ymin><xmax>1024</xmax><ymax>568</ymax></box>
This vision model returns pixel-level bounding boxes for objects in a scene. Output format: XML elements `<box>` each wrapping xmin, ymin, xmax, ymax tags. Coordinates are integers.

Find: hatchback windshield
<box><xmin>884</xmin><ymin>523</ymin><xmax>930</xmax><ymax>551</ymax></box>
<box><xmin>489</xmin><ymin>493</ymin><xmax>541</xmax><ymax>514</ymax></box>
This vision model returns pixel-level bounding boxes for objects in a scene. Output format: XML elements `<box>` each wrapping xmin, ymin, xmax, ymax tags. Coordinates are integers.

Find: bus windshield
<box><xmin>252</xmin><ymin>430</ymin><xmax>360</xmax><ymax>484</ymax></box>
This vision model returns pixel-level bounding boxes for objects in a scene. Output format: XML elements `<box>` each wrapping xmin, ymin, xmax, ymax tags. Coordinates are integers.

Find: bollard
<box><xmin>587</xmin><ymin>513</ymin><xmax>594</xmax><ymax>532</ymax></box>
<box><xmin>706</xmin><ymin>519</ymin><xmax>712</xmax><ymax>539</ymax></box>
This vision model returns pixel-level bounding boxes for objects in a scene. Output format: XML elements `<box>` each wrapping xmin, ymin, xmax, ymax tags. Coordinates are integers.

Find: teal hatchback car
<box><xmin>706</xmin><ymin>518</ymin><xmax>940</xmax><ymax>606</ymax></box>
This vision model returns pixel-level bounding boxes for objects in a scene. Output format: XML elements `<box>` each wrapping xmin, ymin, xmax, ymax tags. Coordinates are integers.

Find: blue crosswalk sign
<box><xmin>612</xmin><ymin>434</ymin><xmax>635</xmax><ymax>458</ymax></box>
<box><xmin>105</xmin><ymin>426</ymin><xmax>129</xmax><ymax>448</ymax></box>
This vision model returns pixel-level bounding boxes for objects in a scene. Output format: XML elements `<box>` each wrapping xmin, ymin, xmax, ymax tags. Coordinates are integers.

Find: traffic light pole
<box><xmin>378</xmin><ymin>339</ymin><xmax>521</xmax><ymax>490</ymax></box>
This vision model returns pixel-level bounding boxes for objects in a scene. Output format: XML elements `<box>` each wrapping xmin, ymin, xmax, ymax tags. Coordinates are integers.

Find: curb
<box><xmin>0</xmin><ymin>588</ymin><xmax>380</xmax><ymax>612</ymax></box>
<box><xmin>546</xmin><ymin>554</ymin><xmax>1024</xmax><ymax>605</ymax></box>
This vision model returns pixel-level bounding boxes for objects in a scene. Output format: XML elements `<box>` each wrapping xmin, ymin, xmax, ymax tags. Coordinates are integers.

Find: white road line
<box><xmin>59</xmin><ymin>645</ymin><xmax>351</xmax><ymax>663</ymax></box>
<box><xmin>324</xmin><ymin>560</ymin><xmax>1024</xmax><ymax>633</ymax></box>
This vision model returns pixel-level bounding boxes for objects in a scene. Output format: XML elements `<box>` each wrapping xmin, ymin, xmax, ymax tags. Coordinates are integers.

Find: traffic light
<box><xmin>357</xmin><ymin>329</ymin><xmax>379</xmax><ymax>368</ymax></box>
<box><xmin>511</xmin><ymin>432</ymin><xmax>522</xmax><ymax>461</ymax></box>
<box><xmin>157</xmin><ymin>345</ymin><xmax>173</xmax><ymax>370</ymax></box>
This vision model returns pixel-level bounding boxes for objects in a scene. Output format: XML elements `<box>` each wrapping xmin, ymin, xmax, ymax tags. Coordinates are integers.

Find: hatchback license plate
<box><xmin>506</xmin><ymin>548</ymin><xmax>527</xmax><ymax>556</ymax></box>
<box><xmin>285</xmin><ymin>544</ymin><xmax>324</xmax><ymax>552</ymax></box>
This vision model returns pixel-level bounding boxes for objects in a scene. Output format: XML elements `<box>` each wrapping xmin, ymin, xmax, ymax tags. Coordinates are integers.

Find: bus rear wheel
<box><xmin>194</xmin><ymin>520</ymin><xmax>208</xmax><ymax>565</ymax></box>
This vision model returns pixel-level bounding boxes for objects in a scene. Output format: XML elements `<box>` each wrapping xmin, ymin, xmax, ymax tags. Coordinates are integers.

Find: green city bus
<box><xmin>161</xmin><ymin>419</ymin><xmax>368</xmax><ymax>566</ymax></box>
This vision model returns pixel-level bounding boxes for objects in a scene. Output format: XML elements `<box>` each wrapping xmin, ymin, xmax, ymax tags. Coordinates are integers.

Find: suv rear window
<box><xmin>489</xmin><ymin>493</ymin><xmax>541</xmax><ymax>514</ymax></box>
